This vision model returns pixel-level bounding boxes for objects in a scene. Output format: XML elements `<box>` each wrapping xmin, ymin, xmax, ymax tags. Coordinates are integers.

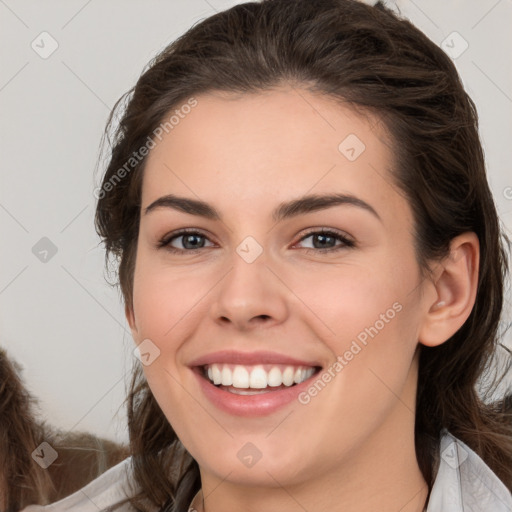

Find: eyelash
<box><xmin>157</xmin><ymin>227</ymin><xmax>355</xmax><ymax>255</ymax></box>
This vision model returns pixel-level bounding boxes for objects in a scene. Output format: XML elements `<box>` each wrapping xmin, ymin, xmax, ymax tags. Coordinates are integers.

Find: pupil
<box><xmin>184</xmin><ymin>234</ymin><xmax>204</xmax><ymax>249</ymax></box>
<box><xmin>314</xmin><ymin>233</ymin><xmax>334</xmax><ymax>248</ymax></box>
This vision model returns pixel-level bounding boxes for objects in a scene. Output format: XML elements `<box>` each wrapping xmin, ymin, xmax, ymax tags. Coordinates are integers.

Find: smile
<box><xmin>203</xmin><ymin>363</ymin><xmax>316</xmax><ymax>393</ymax></box>
<box><xmin>189</xmin><ymin>351</ymin><xmax>323</xmax><ymax>416</ymax></box>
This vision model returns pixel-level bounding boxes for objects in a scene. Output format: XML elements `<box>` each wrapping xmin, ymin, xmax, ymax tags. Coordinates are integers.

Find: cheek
<box><xmin>131</xmin><ymin>255</ymin><xmax>213</xmax><ymax>346</ymax></box>
<box><xmin>282</xmin><ymin>257</ymin><xmax>411</xmax><ymax>348</ymax></box>
<box><xmin>285</xmin><ymin>255</ymin><xmax>421</xmax><ymax>403</ymax></box>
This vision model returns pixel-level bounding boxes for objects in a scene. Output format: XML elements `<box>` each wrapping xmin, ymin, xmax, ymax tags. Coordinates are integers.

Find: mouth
<box><xmin>200</xmin><ymin>363</ymin><xmax>320</xmax><ymax>395</ymax></box>
<box><xmin>189</xmin><ymin>351</ymin><xmax>323</xmax><ymax>416</ymax></box>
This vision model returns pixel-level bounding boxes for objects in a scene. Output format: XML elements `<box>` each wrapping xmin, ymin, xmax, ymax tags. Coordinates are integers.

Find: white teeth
<box><xmin>221</xmin><ymin>366</ymin><xmax>233</xmax><ymax>386</ymax></box>
<box><xmin>303</xmin><ymin>367</ymin><xmax>315</xmax><ymax>381</ymax></box>
<box><xmin>282</xmin><ymin>366</ymin><xmax>295</xmax><ymax>386</ymax></box>
<box><xmin>212</xmin><ymin>365</ymin><xmax>222</xmax><ymax>385</ymax></box>
<box><xmin>267</xmin><ymin>367</ymin><xmax>283</xmax><ymax>387</ymax></box>
<box><xmin>227</xmin><ymin>388</ymin><xmax>267</xmax><ymax>395</ymax></box>
<box><xmin>249</xmin><ymin>366</ymin><xmax>268</xmax><ymax>389</ymax></box>
<box><xmin>204</xmin><ymin>363</ymin><xmax>316</xmax><ymax>389</ymax></box>
<box><xmin>232</xmin><ymin>366</ymin><xmax>250</xmax><ymax>388</ymax></box>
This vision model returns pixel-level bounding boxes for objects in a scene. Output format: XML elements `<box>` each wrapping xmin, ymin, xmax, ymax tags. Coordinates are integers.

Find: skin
<box><xmin>126</xmin><ymin>86</ymin><xmax>479</xmax><ymax>512</ymax></box>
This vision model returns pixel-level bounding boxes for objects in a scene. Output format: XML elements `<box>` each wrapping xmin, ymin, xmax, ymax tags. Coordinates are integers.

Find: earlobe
<box><xmin>419</xmin><ymin>232</ymin><xmax>479</xmax><ymax>348</ymax></box>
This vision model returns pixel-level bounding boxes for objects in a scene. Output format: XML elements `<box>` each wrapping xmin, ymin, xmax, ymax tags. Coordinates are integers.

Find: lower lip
<box><xmin>193</xmin><ymin>369</ymin><xmax>319</xmax><ymax>417</ymax></box>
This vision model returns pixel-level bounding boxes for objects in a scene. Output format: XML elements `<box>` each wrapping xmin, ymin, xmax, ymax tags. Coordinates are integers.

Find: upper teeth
<box><xmin>205</xmin><ymin>364</ymin><xmax>315</xmax><ymax>389</ymax></box>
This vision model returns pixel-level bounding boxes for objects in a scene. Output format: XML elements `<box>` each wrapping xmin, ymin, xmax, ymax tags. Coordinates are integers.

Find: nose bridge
<box><xmin>210</xmin><ymin>239</ymin><xmax>288</xmax><ymax>329</ymax></box>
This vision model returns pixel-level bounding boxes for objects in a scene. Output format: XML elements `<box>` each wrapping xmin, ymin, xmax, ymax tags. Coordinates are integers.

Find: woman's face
<box><xmin>126</xmin><ymin>87</ymin><xmax>434</xmax><ymax>488</ymax></box>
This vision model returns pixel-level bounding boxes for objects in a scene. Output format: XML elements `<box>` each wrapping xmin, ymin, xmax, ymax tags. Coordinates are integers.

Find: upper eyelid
<box><xmin>297</xmin><ymin>227</ymin><xmax>353</xmax><ymax>240</ymax></box>
<box><xmin>294</xmin><ymin>229</ymin><xmax>354</xmax><ymax>249</ymax></box>
<box><xmin>160</xmin><ymin>229</ymin><xmax>216</xmax><ymax>247</ymax></box>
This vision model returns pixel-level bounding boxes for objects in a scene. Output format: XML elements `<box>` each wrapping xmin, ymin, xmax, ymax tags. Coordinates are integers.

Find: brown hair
<box><xmin>94</xmin><ymin>0</ymin><xmax>512</xmax><ymax>510</ymax></box>
<box><xmin>0</xmin><ymin>348</ymin><xmax>129</xmax><ymax>511</ymax></box>
<box><xmin>0</xmin><ymin>348</ymin><xmax>54</xmax><ymax>510</ymax></box>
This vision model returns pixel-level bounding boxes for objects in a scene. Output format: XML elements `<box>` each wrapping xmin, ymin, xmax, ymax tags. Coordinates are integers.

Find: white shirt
<box><xmin>21</xmin><ymin>430</ymin><xmax>512</xmax><ymax>512</ymax></box>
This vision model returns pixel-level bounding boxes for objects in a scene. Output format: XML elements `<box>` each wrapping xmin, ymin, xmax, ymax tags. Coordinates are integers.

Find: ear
<box><xmin>419</xmin><ymin>232</ymin><xmax>479</xmax><ymax>347</ymax></box>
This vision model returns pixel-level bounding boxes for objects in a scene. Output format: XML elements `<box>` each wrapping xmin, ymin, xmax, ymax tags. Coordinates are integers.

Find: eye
<box><xmin>157</xmin><ymin>227</ymin><xmax>355</xmax><ymax>255</ymax></box>
<box><xmin>158</xmin><ymin>229</ymin><xmax>215</xmax><ymax>253</ymax></box>
<box><xmin>294</xmin><ymin>228</ymin><xmax>355</xmax><ymax>253</ymax></box>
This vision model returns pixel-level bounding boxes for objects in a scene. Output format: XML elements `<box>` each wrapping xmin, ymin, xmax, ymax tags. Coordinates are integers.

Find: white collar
<box><xmin>426</xmin><ymin>429</ymin><xmax>512</xmax><ymax>511</ymax></box>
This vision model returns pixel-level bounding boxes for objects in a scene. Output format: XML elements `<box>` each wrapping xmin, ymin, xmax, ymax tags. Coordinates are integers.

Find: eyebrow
<box><xmin>143</xmin><ymin>193</ymin><xmax>381</xmax><ymax>223</ymax></box>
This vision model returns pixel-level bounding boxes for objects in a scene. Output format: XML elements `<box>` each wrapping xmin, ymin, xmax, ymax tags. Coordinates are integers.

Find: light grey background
<box><xmin>1</xmin><ymin>0</ymin><xmax>511</xmax><ymax>444</ymax></box>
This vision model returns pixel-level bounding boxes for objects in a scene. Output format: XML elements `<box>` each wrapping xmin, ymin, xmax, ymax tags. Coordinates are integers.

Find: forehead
<box><xmin>141</xmin><ymin>87</ymin><xmax>403</xmax><ymax>222</ymax></box>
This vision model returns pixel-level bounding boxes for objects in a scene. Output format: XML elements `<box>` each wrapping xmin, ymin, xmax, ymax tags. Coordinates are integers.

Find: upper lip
<box><xmin>189</xmin><ymin>350</ymin><xmax>322</xmax><ymax>368</ymax></box>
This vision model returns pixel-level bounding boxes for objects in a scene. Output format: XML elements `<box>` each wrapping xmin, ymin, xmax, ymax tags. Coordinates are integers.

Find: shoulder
<box><xmin>20</xmin><ymin>456</ymin><xmax>139</xmax><ymax>512</ymax></box>
<box><xmin>427</xmin><ymin>429</ymin><xmax>512</xmax><ymax>512</ymax></box>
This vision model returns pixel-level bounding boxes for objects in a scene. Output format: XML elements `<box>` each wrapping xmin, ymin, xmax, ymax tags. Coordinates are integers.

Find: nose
<box><xmin>209</xmin><ymin>247</ymin><xmax>289</xmax><ymax>332</ymax></box>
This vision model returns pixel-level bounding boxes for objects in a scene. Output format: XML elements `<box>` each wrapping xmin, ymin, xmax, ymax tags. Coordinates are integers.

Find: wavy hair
<box><xmin>94</xmin><ymin>1</ymin><xmax>512</xmax><ymax>510</ymax></box>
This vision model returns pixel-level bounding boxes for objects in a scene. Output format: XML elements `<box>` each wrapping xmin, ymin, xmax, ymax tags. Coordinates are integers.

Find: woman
<box><xmin>20</xmin><ymin>0</ymin><xmax>512</xmax><ymax>511</ymax></box>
